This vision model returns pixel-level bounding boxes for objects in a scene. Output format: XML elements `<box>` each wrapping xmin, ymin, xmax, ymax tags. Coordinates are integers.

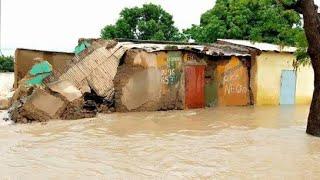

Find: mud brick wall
<box><xmin>114</xmin><ymin>49</ymin><xmax>205</xmax><ymax>112</ymax></box>
<box><xmin>204</xmin><ymin>56</ymin><xmax>251</xmax><ymax>106</ymax></box>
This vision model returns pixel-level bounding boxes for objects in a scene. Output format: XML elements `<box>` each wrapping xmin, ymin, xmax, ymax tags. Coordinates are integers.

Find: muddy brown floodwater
<box><xmin>0</xmin><ymin>105</ymin><xmax>320</xmax><ymax>179</ymax></box>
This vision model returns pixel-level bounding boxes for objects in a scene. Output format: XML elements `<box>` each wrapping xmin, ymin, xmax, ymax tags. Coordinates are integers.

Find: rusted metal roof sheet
<box><xmin>119</xmin><ymin>41</ymin><xmax>252</xmax><ymax>57</ymax></box>
<box><xmin>77</xmin><ymin>38</ymin><xmax>253</xmax><ymax>57</ymax></box>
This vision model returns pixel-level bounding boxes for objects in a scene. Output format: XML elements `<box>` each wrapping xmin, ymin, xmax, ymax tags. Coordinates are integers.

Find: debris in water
<box><xmin>0</xmin><ymin>110</ymin><xmax>14</xmax><ymax>125</ymax></box>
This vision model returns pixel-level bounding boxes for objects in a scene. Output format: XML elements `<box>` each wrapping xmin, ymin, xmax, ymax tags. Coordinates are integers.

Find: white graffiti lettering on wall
<box><xmin>221</xmin><ymin>64</ymin><xmax>248</xmax><ymax>95</ymax></box>
<box><xmin>161</xmin><ymin>69</ymin><xmax>176</xmax><ymax>84</ymax></box>
<box><xmin>225</xmin><ymin>84</ymin><xmax>248</xmax><ymax>94</ymax></box>
<box><xmin>223</xmin><ymin>73</ymin><xmax>239</xmax><ymax>84</ymax></box>
<box><xmin>159</xmin><ymin>52</ymin><xmax>182</xmax><ymax>85</ymax></box>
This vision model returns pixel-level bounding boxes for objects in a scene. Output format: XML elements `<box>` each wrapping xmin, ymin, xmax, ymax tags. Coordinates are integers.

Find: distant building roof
<box><xmin>217</xmin><ymin>39</ymin><xmax>296</xmax><ymax>53</ymax></box>
<box><xmin>16</xmin><ymin>48</ymin><xmax>74</xmax><ymax>54</ymax></box>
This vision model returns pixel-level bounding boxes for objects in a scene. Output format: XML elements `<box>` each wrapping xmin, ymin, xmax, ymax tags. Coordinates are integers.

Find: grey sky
<box><xmin>2</xmin><ymin>0</ymin><xmax>320</xmax><ymax>56</ymax></box>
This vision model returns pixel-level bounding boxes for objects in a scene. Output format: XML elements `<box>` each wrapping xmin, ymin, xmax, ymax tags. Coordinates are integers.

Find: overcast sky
<box><xmin>2</xmin><ymin>0</ymin><xmax>320</xmax><ymax>56</ymax></box>
<box><xmin>1</xmin><ymin>0</ymin><xmax>213</xmax><ymax>55</ymax></box>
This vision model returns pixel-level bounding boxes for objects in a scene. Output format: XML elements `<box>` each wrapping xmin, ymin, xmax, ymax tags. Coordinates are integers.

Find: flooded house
<box><xmin>112</xmin><ymin>40</ymin><xmax>255</xmax><ymax>111</ymax></box>
<box><xmin>9</xmin><ymin>39</ymin><xmax>314</xmax><ymax>123</ymax></box>
<box><xmin>114</xmin><ymin>39</ymin><xmax>314</xmax><ymax>111</ymax></box>
<box><xmin>218</xmin><ymin>39</ymin><xmax>314</xmax><ymax>105</ymax></box>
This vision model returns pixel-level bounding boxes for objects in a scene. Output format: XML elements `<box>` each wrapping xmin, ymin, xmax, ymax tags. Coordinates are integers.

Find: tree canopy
<box><xmin>100</xmin><ymin>1</ymin><xmax>309</xmax><ymax>64</ymax></box>
<box><xmin>0</xmin><ymin>56</ymin><xmax>14</xmax><ymax>72</ymax></box>
<box><xmin>101</xmin><ymin>3</ymin><xmax>185</xmax><ymax>41</ymax></box>
<box><xmin>184</xmin><ymin>0</ymin><xmax>304</xmax><ymax>46</ymax></box>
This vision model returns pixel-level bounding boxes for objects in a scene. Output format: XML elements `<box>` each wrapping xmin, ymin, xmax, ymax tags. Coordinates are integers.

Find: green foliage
<box><xmin>0</xmin><ymin>55</ymin><xmax>14</xmax><ymax>72</ymax></box>
<box><xmin>294</xmin><ymin>31</ymin><xmax>310</xmax><ymax>67</ymax></box>
<box><xmin>276</xmin><ymin>0</ymin><xmax>310</xmax><ymax>66</ymax></box>
<box><xmin>184</xmin><ymin>0</ymin><xmax>302</xmax><ymax>46</ymax></box>
<box><xmin>101</xmin><ymin>3</ymin><xmax>185</xmax><ymax>41</ymax></box>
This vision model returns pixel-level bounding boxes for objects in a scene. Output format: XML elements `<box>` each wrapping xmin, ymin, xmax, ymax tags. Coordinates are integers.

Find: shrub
<box><xmin>0</xmin><ymin>56</ymin><xmax>14</xmax><ymax>72</ymax></box>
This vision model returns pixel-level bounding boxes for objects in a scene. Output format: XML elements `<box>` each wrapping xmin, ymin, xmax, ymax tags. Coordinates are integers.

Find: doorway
<box><xmin>280</xmin><ymin>70</ymin><xmax>297</xmax><ymax>105</ymax></box>
<box><xmin>185</xmin><ymin>65</ymin><xmax>205</xmax><ymax>109</ymax></box>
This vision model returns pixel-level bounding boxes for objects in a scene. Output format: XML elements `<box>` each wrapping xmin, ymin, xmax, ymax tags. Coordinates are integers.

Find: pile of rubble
<box><xmin>0</xmin><ymin>72</ymin><xmax>14</xmax><ymax>110</ymax></box>
<box><xmin>8</xmin><ymin>39</ymin><xmax>124</xmax><ymax>123</ymax></box>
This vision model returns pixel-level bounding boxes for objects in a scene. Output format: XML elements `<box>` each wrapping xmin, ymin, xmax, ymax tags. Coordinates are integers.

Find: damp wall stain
<box><xmin>121</xmin><ymin>68</ymin><xmax>162</xmax><ymax>110</ymax></box>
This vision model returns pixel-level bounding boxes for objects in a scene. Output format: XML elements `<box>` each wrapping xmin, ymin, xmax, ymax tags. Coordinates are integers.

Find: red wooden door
<box><xmin>185</xmin><ymin>65</ymin><xmax>205</xmax><ymax>109</ymax></box>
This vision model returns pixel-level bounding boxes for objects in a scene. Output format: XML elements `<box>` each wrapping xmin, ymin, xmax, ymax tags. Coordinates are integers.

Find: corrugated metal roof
<box><xmin>217</xmin><ymin>39</ymin><xmax>296</xmax><ymax>53</ymax></box>
<box><xmin>77</xmin><ymin>38</ymin><xmax>253</xmax><ymax>57</ymax></box>
<box><xmin>118</xmin><ymin>41</ymin><xmax>252</xmax><ymax>57</ymax></box>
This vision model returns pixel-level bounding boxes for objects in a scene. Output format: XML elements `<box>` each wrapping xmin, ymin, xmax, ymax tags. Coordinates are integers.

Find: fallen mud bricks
<box><xmin>9</xmin><ymin>40</ymin><xmax>121</xmax><ymax>123</ymax></box>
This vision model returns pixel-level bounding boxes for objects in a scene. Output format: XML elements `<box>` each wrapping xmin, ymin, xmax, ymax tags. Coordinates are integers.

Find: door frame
<box><xmin>184</xmin><ymin>65</ymin><xmax>206</xmax><ymax>109</ymax></box>
<box><xmin>280</xmin><ymin>70</ymin><xmax>297</xmax><ymax>105</ymax></box>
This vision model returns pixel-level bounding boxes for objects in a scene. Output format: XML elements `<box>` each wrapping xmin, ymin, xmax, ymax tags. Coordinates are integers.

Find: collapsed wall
<box><xmin>57</xmin><ymin>40</ymin><xmax>126</xmax><ymax>99</ymax></box>
<box><xmin>8</xmin><ymin>61</ymin><xmax>91</xmax><ymax>123</ymax></box>
<box><xmin>9</xmin><ymin>40</ymin><xmax>122</xmax><ymax>123</ymax></box>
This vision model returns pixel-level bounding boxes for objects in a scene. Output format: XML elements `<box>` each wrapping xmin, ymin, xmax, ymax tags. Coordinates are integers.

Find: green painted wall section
<box><xmin>205</xmin><ymin>82</ymin><xmax>217</xmax><ymax>107</ymax></box>
<box><xmin>167</xmin><ymin>51</ymin><xmax>182</xmax><ymax>85</ymax></box>
<box><xmin>26</xmin><ymin>73</ymin><xmax>52</xmax><ymax>86</ymax></box>
<box><xmin>26</xmin><ymin>61</ymin><xmax>52</xmax><ymax>86</ymax></box>
<box><xmin>29</xmin><ymin>61</ymin><xmax>52</xmax><ymax>76</ymax></box>
<box><xmin>204</xmin><ymin>61</ymin><xmax>218</xmax><ymax>107</ymax></box>
<box><xmin>74</xmin><ymin>41</ymin><xmax>91</xmax><ymax>55</ymax></box>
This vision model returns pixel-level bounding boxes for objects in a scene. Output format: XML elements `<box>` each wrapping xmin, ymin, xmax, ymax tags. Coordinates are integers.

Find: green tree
<box><xmin>101</xmin><ymin>3</ymin><xmax>185</xmax><ymax>41</ymax></box>
<box><xmin>0</xmin><ymin>55</ymin><xmax>14</xmax><ymax>72</ymax></box>
<box><xmin>184</xmin><ymin>0</ymin><xmax>303</xmax><ymax>46</ymax></box>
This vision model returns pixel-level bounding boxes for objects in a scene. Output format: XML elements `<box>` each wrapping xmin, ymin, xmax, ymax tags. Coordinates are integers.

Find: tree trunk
<box><xmin>306</xmin><ymin>51</ymin><xmax>320</xmax><ymax>136</ymax></box>
<box><xmin>307</xmin><ymin>81</ymin><xmax>320</xmax><ymax>136</ymax></box>
<box><xmin>298</xmin><ymin>0</ymin><xmax>320</xmax><ymax>136</ymax></box>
